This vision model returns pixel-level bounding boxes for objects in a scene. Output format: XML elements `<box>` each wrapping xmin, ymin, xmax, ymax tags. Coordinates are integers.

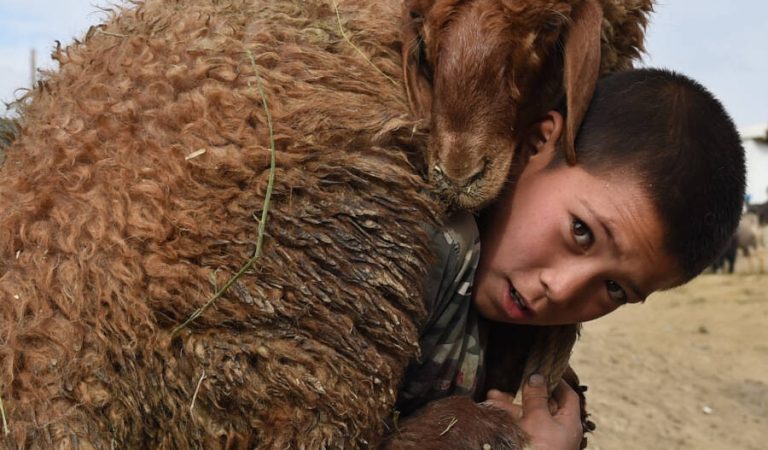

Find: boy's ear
<box><xmin>528</xmin><ymin>111</ymin><xmax>565</xmax><ymax>158</ymax></box>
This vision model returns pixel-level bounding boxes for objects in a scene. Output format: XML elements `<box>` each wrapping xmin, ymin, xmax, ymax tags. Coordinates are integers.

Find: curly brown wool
<box><xmin>0</xmin><ymin>1</ymin><xmax>439</xmax><ymax>447</ymax></box>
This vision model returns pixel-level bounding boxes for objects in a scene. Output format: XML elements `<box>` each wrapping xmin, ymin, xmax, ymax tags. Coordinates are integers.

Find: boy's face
<box><xmin>472</xmin><ymin>114</ymin><xmax>683</xmax><ymax>326</ymax></box>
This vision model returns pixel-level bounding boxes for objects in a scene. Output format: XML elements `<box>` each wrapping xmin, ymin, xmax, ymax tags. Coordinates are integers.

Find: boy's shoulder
<box><xmin>397</xmin><ymin>211</ymin><xmax>485</xmax><ymax>414</ymax></box>
<box><xmin>437</xmin><ymin>210</ymin><xmax>480</xmax><ymax>256</ymax></box>
<box><xmin>424</xmin><ymin>210</ymin><xmax>480</xmax><ymax>319</ymax></box>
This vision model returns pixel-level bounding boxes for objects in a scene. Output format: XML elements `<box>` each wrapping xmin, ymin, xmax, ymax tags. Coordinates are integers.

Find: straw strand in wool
<box><xmin>172</xmin><ymin>49</ymin><xmax>278</xmax><ymax>337</ymax></box>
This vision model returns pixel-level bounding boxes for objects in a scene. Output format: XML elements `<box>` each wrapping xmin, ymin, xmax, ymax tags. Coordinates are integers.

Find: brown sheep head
<box><xmin>402</xmin><ymin>0</ymin><xmax>603</xmax><ymax>210</ymax></box>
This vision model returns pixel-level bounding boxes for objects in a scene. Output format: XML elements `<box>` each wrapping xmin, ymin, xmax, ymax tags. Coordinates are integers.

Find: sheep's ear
<box><xmin>401</xmin><ymin>3</ymin><xmax>433</xmax><ymax>121</ymax></box>
<box><xmin>562</xmin><ymin>0</ymin><xmax>603</xmax><ymax>165</ymax></box>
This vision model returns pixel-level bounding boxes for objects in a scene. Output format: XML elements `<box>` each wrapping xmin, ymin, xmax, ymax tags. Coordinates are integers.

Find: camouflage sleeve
<box><xmin>421</xmin><ymin>211</ymin><xmax>479</xmax><ymax>324</ymax></box>
<box><xmin>395</xmin><ymin>211</ymin><xmax>486</xmax><ymax>416</ymax></box>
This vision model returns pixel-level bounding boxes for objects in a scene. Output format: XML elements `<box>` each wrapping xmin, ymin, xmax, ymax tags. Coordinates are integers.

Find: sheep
<box><xmin>734</xmin><ymin>212</ymin><xmax>766</xmax><ymax>273</ymax></box>
<box><xmin>0</xmin><ymin>0</ymin><xmax>442</xmax><ymax>447</ymax></box>
<box><xmin>711</xmin><ymin>233</ymin><xmax>738</xmax><ymax>274</ymax></box>
<box><xmin>747</xmin><ymin>201</ymin><xmax>768</xmax><ymax>226</ymax></box>
<box><xmin>0</xmin><ymin>1</ymin><xmax>602</xmax><ymax>448</ymax></box>
<box><xmin>710</xmin><ymin>212</ymin><xmax>768</xmax><ymax>274</ymax></box>
<box><xmin>401</xmin><ymin>0</ymin><xmax>654</xmax><ymax>210</ymax></box>
<box><xmin>713</xmin><ymin>213</ymin><xmax>767</xmax><ymax>274</ymax></box>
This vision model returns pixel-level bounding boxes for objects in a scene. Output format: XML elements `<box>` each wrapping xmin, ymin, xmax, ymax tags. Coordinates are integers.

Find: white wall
<box><xmin>744</xmin><ymin>139</ymin><xmax>768</xmax><ymax>204</ymax></box>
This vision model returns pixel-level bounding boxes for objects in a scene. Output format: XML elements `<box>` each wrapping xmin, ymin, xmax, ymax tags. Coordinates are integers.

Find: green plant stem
<box><xmin>0</xmin><ymin>387</ymin><xmax>9</xmax><ymax>436</ymax></box>
<box><xmin>171</xmin><ymin>50</ymin><xmax>277</xmax><ymax>337</ymax></box>
<box><xmin>332</xmin><ymin>0</ymin><xmax>397</xmax><ymax>86</ymax></box>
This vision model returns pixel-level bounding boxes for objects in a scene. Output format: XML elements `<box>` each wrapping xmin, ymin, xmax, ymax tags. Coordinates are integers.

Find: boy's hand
<box><xmin>485</xmin><ymin>374</ymin><xmax>583</xmax><ymax>450</ymax></box>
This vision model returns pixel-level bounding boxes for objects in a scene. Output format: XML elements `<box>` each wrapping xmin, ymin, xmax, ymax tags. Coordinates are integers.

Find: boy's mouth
<box><xmin>509</xmin><ymin>283</ymin><xmax>531</xmax><ymax>313</ymax></box>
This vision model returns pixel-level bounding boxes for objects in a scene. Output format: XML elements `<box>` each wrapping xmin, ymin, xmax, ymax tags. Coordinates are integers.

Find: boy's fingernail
<box><xmin>529</xmin><ymin>373</ymin><xmax>545</xmax><ymax>387</ymax></box>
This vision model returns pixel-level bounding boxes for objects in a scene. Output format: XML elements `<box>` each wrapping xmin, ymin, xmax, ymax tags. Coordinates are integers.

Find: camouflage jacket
<box><xmin>395</xmin><ymin>211</ymin><xmax>486</xmax><ymax>416</ymax></box>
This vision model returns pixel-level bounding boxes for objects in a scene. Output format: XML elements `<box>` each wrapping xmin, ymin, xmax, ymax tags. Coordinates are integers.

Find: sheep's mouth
<box><xmin>427</xmin><ymin>144</ymin><xmax>516</xmax><ymax>210</ymax></box>
<box><xmin>431</xmin><ymin>176</ymin><xmax>489</xmax><ymax>211</ymax></box>
<box><xmin>429</xmin><ymin>160</ymin><xmax>495</xmax><ymax>210</ymax></box>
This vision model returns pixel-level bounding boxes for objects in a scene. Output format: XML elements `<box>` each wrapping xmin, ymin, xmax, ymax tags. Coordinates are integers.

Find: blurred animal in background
<box><xmin>747</xmin><ymin>201</ymin><xmax>768</xmax><ymax>226</ymax></box>
<box><xmin>736</xmin><ymin>212</ymin><xmax>766</xmax><ymax>273</ymax></box>
<box><xmin>713</xmin><ymin>212</ymin><xmax>767</xmax><ymax>274</ymax></box>
<box><xmin>711</xmin><ymin>233</ymin><xmax>738</xmax><ymax>274</ymax></box>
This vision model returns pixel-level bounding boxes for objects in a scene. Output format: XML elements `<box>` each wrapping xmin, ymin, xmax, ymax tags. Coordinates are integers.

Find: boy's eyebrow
<box><xmin>581</xmin><ymin>200</ymin><xmax>622</xmax><ymax>253</ymax></box>
<box><xmin>582</xmin><ymin>201</ymin><xmax>647</xmax><ymax>301</ymax></box>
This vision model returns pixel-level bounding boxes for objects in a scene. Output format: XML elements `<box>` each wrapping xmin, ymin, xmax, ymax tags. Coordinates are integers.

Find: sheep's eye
<box><xmin>606</xmin><ymin>280</ymin><xmax>628</xmax><ymax>304</ymax></box>
<box><xmin>571</xmin><ymin>218</ymin><xmax>593</xmax><ymax>249</ymax></box>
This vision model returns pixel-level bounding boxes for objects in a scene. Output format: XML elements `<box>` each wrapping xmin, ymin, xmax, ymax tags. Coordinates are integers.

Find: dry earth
<box><xmin>572</xmin><ymin>254</ymin><xmax>768</xmax><ymax>450</ymax></box>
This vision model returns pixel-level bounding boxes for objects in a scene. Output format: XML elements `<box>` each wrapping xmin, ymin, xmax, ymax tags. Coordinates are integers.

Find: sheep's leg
<box><xmin>381</xmin><ymin>396</ymin><xmax>528</xmax><ymax>450</ymax></box>
<box><xmin>380</xmin><ymin>368</ymin><xmax>593</xmax><ymax>450</ymax></box>
<box><xmin>382</xmin><ymin>324</ymin><xmax>592</xmax><ymax>450</ymax></box>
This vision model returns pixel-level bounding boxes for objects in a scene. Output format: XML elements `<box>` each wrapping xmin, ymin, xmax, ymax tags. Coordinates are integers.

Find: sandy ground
<box><xmin>571</xmin><ymin>253</ymin><xmax>768</xmax><ymax>450</ymax></box>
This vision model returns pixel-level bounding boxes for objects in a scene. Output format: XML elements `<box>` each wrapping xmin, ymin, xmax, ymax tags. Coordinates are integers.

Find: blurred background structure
<box><xmin>741</xmin><ymin>123</ymin><xmax>768</xmax><ymax>204</ymax></box>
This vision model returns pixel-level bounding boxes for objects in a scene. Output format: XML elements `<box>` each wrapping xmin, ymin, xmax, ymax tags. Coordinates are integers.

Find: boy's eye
<box><xmin>571</xmin><ymin>218</ymin><xmax>593</xmax><ymax>249</ymax></box>
<box><xmin>606</xmin><ymin>280</ymin><xmax>628</xmax><ymax>304</ymax></box>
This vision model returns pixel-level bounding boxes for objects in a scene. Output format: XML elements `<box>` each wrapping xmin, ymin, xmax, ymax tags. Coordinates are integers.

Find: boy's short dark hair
<box><xmin>551</xmin><ymin>68</ymin><xmax>746</xmax><ymax>282</ymax></box>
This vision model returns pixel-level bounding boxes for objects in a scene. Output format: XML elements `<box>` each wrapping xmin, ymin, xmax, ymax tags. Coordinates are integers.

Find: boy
<box><xmin>392</xmin><ymin>68</ymin><xmax>746</xmax><ymax>448</ymax></box>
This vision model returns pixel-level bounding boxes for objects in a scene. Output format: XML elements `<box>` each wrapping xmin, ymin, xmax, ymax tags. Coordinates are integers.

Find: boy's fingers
<box><xmin>552</xmin><ymin>378</ymin><xmax>581</xmax><ymax>413</ymax></box>
<box><xmin>551</xmin><ymin>379</ymin><xmax>583</xmax><ymax>430</ymax></box>
<box><xmin>486</xmin><ymin>376</ymin><xmax>576</xmax><ymax>422</ymax></box>
<box><xmin>486</xmin><ymin>388</ymin><xmax>515</xmax><ymax>403</ymax></box>
<box><xmin>486</xmin><ymin>389</ymin><xmax>522</xmax><ymax>420</ymax></box>
<box><xmin>483</xmin><ymin>398</ymin><xmax>523</xmax><ymax>421</ymax></box>
<box><xmin>548</xmin><ymin>398</ymin><xmax>558</xmax><ymax>415</ymax></box>
<box><xmin>521</xmin><ymin>373</ymin><xmax>551</xmax><ymax>418</ymax></box>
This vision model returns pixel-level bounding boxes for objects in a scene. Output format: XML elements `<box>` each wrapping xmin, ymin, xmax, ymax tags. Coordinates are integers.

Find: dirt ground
<box><xmin>571</xmin><ymin>254</ymin><xmax>768</xmax><ymax>450</ymax></box>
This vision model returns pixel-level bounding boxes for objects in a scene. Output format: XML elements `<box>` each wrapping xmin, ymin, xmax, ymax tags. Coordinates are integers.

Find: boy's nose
<box><xmin>539</xmin><ymin>266</ymin><xmax>588</xmax><ymax>305</ymax></box>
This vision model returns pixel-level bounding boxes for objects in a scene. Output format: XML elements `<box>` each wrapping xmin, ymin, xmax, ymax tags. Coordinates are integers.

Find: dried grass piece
<box><xmin>172</xmin><ymin>50</ymin><xmax>277</xmax><ymax>337</ymax></box>
<box><xmin>0</xmin><ymin>386</ymin><xmax>8</xmax><ymax>435</ymax></box>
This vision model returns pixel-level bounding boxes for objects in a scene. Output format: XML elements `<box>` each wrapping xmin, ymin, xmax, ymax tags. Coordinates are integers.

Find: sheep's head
<box><xmin>402</xmin><ymin>0</ymin><xmax>603</xmax><ymax>210</ymax></box>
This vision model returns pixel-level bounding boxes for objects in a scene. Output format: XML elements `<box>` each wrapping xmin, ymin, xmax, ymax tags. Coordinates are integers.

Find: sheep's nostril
<box><xmin>432</xmin><ymin>162</ymin><xmax>486</xmax><ymax>189</ymax></box>
<box><xmin>466</xmin><ymin>162</ymin><xmax>486</xmax><ymax>185</ymax></box>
